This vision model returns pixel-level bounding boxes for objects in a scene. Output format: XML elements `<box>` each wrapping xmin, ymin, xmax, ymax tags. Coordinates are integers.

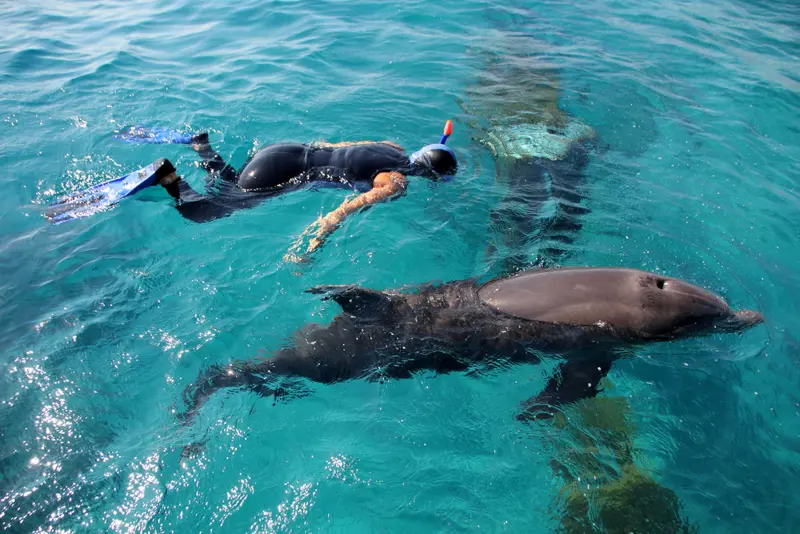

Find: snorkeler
<box><xmin>45</xmin><ymin>122</ymin><xmax>458</xmax><ymax>257</ymax></box>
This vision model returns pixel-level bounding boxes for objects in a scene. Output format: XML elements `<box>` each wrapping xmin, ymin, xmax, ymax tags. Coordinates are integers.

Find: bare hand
<box><xmin>283</xmin><ymin>250</ymin><xmax>310</xmax><ymax>264</ymax></box>
<box><xmin>314</xmin><ymin>217</ymin><xmax>337</xmax><ymax>238</ymax></box>
<box><xmin>305</xmin><ymin>217</ymin><xmax>337</xmax><ymax>253</ymax></box>
<box><xmin>307</xmin><ymin>237</ymin><xmax>323</xmax><ymax>253</ymax></box>
<box><xmin>284</xmin><ymin>216</ymin><xmax>336</xmax><ymax>262</ymax></box>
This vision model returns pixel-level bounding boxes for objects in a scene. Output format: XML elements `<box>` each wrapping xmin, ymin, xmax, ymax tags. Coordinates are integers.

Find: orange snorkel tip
<box><xmin>439</xmin><ymin>119</ymin><xmax>453</xmax><ymax>144</ymax></box>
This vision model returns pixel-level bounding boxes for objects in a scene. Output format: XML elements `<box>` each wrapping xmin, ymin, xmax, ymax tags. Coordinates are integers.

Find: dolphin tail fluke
<box><xmin>179</xmin><ymin>361</ymin><xmax>277</xmax><ymax>423</ymax></box>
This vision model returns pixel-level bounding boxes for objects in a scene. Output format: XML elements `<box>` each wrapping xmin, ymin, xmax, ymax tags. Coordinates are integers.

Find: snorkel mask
<box><xmin>409</xmin><ymin>120</ymin><xmax>458</xmax><ymax>181</ymax></box>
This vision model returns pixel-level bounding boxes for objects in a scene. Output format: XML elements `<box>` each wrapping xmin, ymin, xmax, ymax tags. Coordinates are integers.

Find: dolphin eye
<box><xmin>656</xmin><ymin>279</ymin><xmax>665</xmax><ymax>289</ymax></box>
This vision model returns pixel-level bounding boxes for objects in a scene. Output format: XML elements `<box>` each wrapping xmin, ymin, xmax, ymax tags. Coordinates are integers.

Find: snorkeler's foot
<box><xmin>154</xmin><ymin>158</ymin><xmax>178</xmax><ymax>186</ymax></box>
<box><xmin>190</xmin><ymin>132</ymin><xmax>210</xmax><ymax>150</ymax></box>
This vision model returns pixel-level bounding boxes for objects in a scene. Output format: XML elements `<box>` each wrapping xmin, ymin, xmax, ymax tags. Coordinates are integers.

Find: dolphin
<box><xmin>181</xmin><ymin>267</ymin><xmax>763</xmax><ymax>422</ymax></box>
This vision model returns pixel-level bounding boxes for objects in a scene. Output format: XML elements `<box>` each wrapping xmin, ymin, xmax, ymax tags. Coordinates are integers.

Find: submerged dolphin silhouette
<box><xmin>181</xmin><ymin>267</ymin><xmax>763</xmax><ymax>422</ymax></box>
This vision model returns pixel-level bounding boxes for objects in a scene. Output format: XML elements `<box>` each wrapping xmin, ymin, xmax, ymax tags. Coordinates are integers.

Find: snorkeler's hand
<box><xmin>306</xmin><ymin>216</ymin><xmax>339</xmax><ymax>253</ymax></box>
<box><xmin>283</xmin><ymin>250</ymin><xmax>311</xmax><ymax>264</ymax></box>
<box><xmin>316</xmin><ymin>216</ymin><xmax>338</xmax><ymax>237</ymax></box>
<box><xmin>307</xmin><ymin>238</ymin><xmax>324</xmax><ymax>253</ymax></box>
<box><xmin>284</xmin><ymin>216</ymin><xmax>336</xmax><ymax>262</ymax></box>
<box><xmin>285</xmin><ymin>225</ymin><xmax>314</xmax><ymax>263</ymax></box>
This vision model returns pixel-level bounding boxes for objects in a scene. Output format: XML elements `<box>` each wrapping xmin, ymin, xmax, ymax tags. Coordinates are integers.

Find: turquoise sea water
<box><xmin>1</xmin><ymin>0</ymin><xmax>798</xmax><ymax>532</ymax></box>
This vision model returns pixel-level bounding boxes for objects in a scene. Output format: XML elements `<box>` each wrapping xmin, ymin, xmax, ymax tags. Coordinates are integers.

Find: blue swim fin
<box><xmin>113</xmin><ymin>125</ymin><xmax>196</xmax><ymax>145</ymax></box>
<box><xmin>45</xmin><ymin>158</ymin><xmax>176</xmax><ymax>225</ymax></box>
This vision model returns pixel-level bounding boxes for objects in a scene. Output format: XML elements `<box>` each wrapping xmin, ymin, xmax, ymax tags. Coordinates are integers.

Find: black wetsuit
<box><xmin>165</xmin><ymin>137</ymin><xmax>413</xmax><ymax>223</ymax></box>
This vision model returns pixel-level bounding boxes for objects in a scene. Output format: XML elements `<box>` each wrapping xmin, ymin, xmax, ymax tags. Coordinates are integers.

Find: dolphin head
<box><xmin>637</xmin><ymin>274</ymin><xmax>764</xmax><ymax>339</ymax></box>
<box><xmin>477</xmin><ymin>267</ymin><xmax>764</xmax><ymax>342</ymax></box>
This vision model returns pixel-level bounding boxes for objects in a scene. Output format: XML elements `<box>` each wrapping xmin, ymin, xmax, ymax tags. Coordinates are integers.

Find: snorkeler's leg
<box><xmin>159</xmin><ymin>171</ymin><xmax>244</xmax><ymax>223</ymax></box>
<box><xmin>114</xmin><ymin>125</ymin><xmax>240</xmax><ymax>187</ymax></box>
<box><xmin>190</xmin><ymin>132</ymin><xmax>239</xmax><ymax>185</ymax></box>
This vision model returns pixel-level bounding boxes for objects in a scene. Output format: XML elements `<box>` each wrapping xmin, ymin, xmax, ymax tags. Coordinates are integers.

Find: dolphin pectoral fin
<box><xmin>306</xmin><ymin>285</ymin><xmax>397</xmax><ymax>319</ymax></box>
<box><xmin>515</xmin><ymin>353</ymin><xmax>616</xmax><ymax>422</ymax></box>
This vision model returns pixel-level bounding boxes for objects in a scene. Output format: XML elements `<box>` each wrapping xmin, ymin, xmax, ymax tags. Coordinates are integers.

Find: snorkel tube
<box><xmin>440</xmin><ymin>119</ymin><xmax>453</xmax><ymax>144</ymax></box>
<box><xmin>410</xmin><ymin>120</ymin><xmax>457</xmax><ymax>181</ymax></box>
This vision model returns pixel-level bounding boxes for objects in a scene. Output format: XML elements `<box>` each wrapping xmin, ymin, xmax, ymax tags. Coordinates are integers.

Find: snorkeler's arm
<box><xmin>307</xmin><ymin>171</ymin><xmax>408</xmax><ymax>251</ymax></box>
<box><xmin>313</xmin><ymin>140</ymin><xmax>405</xmax><ymax>151</ymax></box>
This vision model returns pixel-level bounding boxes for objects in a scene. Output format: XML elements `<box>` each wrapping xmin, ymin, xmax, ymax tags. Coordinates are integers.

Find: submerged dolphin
<box><xmin>459</xmin><ymin>36</ymin><xmax>600</xmax><ymax>274</ymax></box>
<box><xmin>181</xmin><ymin>267</ymin><xmax>763</xmax><ymax>421</ymax></box>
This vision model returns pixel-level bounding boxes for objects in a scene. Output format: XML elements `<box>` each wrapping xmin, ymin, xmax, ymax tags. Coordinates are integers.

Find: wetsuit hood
<box><xmin>409</xmin><ymin>143</ymin><xmax>458</xmax><ymax>181</ymax></box>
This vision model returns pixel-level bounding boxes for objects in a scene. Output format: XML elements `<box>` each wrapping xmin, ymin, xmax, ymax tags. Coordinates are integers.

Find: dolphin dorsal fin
<box><xmin>306</xmin><ymin>285</ymin><xmax>397</xmax><ymax>319</ymax></box>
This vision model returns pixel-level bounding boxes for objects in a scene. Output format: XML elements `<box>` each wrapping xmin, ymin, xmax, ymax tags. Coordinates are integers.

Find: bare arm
<box><xmin>291</xmin><ymin>172</ymin><xmax>407</xmax><ymax>256</ymax></box>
